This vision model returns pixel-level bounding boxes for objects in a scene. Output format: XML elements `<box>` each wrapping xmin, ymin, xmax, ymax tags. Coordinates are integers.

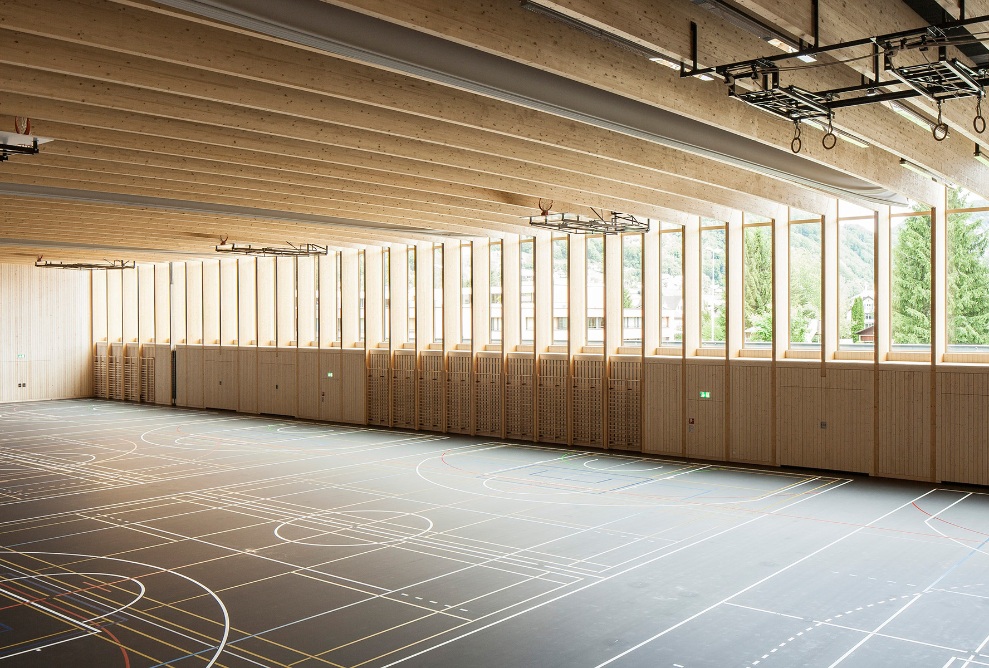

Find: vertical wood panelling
<box><xmin>505</xmin><ymin>354</ymin><xmax>533</xmax><ymax>440</ymax></box>
<box><xmin>340</xmin><ymin>349</ymin><xmax>367</xmax><ymax>424</ymax></box>
<box><xmin>392</xmin><ymin>350</ymin><xmax>417</xmax><ymax>429</ymax></box>
<box><xmin>938</xmin><ymin>368</ymin><xmax>989</xmax><ymax>486</ymax></box>
<box><xmin>729</xmin><ymin>362</ymin><xmax>773</xmax><ymax>464</ymax></box>
<box><xmin>239</xmin><ymin>348</ymin><xmax>258</xmax><ymax>414</ymax></box>
<box><xmin>446</xmin><ymin>352</ymin><xmax>472</xmax><ymax>434</ymax></box>
<box><xmin>537</xmin><ymin>355</ymin><xmax>568</xmax><ymax>444</ymax></box>
<box><xmin>0</xmin><ymin>264</ymin><xmax>91</xmax><ymax>403</ymax></box>
<box><xmin>572</xmin><ymin>356</ymin><xmax>603</xmax><ymax>447</ymax></box>
<box><xmin>685</xmin><ymin>360</ymin><xmax>725</xmax><ymax>461</ymax></box>
<box><xmin>876</xmin><ymin>365</ymin><xmax>933</xmax><ymax>480</ymax></box>
<box><xmin>418</xmin><ymin>351</ymin><xmax>444</xmax><ymax>431</ymax></box>
<box><xmin>296</xmin><ymin>348</ymin><xmax>320</xmax><ymax>420</ymax></box>
<box><xmin>607</xmin><ymin>358</ymin><xmax>640</xmax><ymax>451</ymax></box>
<box><xmin>475</xmin><ymin>352</ymin><xmax>503</xmax><ymax>437</ymax></box>
<box><xmin>642</xmin><ymin>358</ymin><xmax>682</xmax><ymax>456</ymax></box>
<box><xmin>367</xmin><ymin>350</ymin><xmax>391</xmax><ymax>426</ymax></box>
<box><xmin>152</xmin><ymin>344</ymin><xmax>172</xmax><ymax>405</ymax></box>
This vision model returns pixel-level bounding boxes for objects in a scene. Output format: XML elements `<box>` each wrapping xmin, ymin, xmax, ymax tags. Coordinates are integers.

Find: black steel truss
<box><xmin>0</xmin><ymin>138</ymin><xmax>39</xmax><ymax>162</ymax></box>
<box><xmin>35</xmin><ymin>259</ymin><xmax>135</xmax><ymax>270</ymax></box>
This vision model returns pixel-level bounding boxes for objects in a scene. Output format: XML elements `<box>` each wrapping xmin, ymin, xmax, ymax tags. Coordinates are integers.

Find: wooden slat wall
<box><xmin>938</xmin><ymin>367</ymin><xmax>989</xmax><ymax>486</ymax></box>
<box><xmin>685</xmin><ymin>360</ymin><xmax>726</xmax><ymax>461</ymax></box>
<box><xmin>875</xmin><ymin>367</ymin><xmax>931</xmax><ymax>479</ymax></box>
<box><xmin>0</xmin><ymin>263</ymin><xmax>91</xmax><ymax>403</ymax></box>
<box><xmin>729</xmin><ymin>361</ymin><xmax>774</xmax><ymax>465</ymax></box>
<box><xmin>641</xmin><ymin>357</ymin><xmax>682</xmax><ymax>456</ymax></box>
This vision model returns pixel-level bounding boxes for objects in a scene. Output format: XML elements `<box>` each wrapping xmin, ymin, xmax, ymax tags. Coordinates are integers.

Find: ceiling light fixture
<box><xmin>975</xmin><ymin>144</ymin><xmax>989</xmax><ymax>167</ymax></box>
<box><xmin>899</xmin><ymin>158</ymin><xmax>957</xmax><ymax>188</ymax></box>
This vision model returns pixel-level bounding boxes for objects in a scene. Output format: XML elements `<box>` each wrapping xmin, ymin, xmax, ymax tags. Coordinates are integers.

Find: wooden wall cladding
<box><xmin>296</xmin><ymin>349</ymin><xmax>320</xmax><ymax>420</ymax></box>
<box><xmin>505</xmin><ymin>354</ymin><xmax>534</xmax><ymax>441</ymax></box>
<box><xmin>367</xmin><ymin>350</ymin><xmax>391</xmax><ymax>427</ymax></box>
<box><xmin>239</xmin><ymin>348</ymin><xmax>259</xmax><ymax>414</ymax></box>
<box><xmin>685</xmin><ymin>359</ymin><xmax>725</xmax><ymax>461</ymax></box>
<box><xmin>729</xmin><ymin>361</ymin><xmax>774</xmax><ymax>465</ymax></box>
<box><xmin>446</xmin><ymin>352</ymin><xmax>472</xmax><ymax>434</ymax></box>
<box><xmin>642</xmin><ymin>358</ymin><xmax>682</xmax><ymax>456</ymax></box>
<box><xmin>777</xmin><ymin>363</ymin><xmax>873</xmax><ymax>474</ymax></box>
<box><xmin>475</xmin><ymin>352</ymin><xmax>503</xmax><ymax>437</ymax></box>
<box><xmin>0</xmin><ymin>262</ymin><xmax>94</xmax><ymax>403</ymax></box>
<box><xmin>938</xmin><ymin>367</ymin><xmax>989</xmax><ymax>486</ymax></box>
<box><xmin>258</xmin><ymin>349</ymin><xmax>297</xmax><ymax>417</ymax></box>
<box><xmin>340</xmin><ymin>350</ymin><xmax>367</xmax><ymax>424</ymax></box>
<box><xmin>203</xmin><ymin>346</ymin><xmax>239</xmax><ymax>412</ymax></box>
<box><xmin>392</xmin><ymin>351</ymin><xmax>417</xmax><ymax>429</ymax></box>
<box><xmin>607</xmin><ymin>357</ymin><xmax>640</xmax><ymax>452</ymax></box>
<box><xmin>418</xmin><ymin>351</ymin><xmax>444</xmax><ymax>431</ymax></box>
<box><xmin>572</xmin><ymin>356</ymin><xmax>603</xmax><ymax>447</ymax></box>
<box><xmin>876</xmin><ymin>366</ymin><xmax>931</xmax><ymax>481</ymax></box>
<box><xmin>537</xmin><ymin>355</ymin><xmax>568</xmax><ymax>445</ymax></box>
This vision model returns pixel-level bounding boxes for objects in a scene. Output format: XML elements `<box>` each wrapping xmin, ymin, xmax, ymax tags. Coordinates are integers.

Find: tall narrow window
<box><xmin>407</xmin><ymin>247</ymin><xmax>416</xmax><ymax>342</ymax></box>
<box><xmin>382</xmin><ymin>248</ymin><xmax>391</xmax><ymax>343</ymax></box>
<box><xmin>947</xmin><ymin>190</ymin><xmax>989</xmax><ymax>351</ymax></box>
<box><xmin>490</xmin><ymin>241</ymin><xmax>502</xmax><ymax>342</ymax></box>
<box><xmin>586</xmin><ymin>235</ymin><xmax>604</xmax><ymax>344</ymax></box>
<box><xmin>622</xmin><ymin>234</ymin><xmax>642</xmax><ymax>345</ymax></box>
<box><xmin>358</xmin><ymin>250</ymin><xmax>366</xmax><ymax>343</ymax></box>
<box><xmin>700</xmin><ymin>222</ymin><xmax>726</xmax><ymax>347</ymax></box>
<box><xmin>891</xmin><ymin>208</ymin><xmax>932</xmax><ymax>349</ymax></box>
<box><xmin>660</xmin><ymin>226</ymin><xmax>683</xmax><ymax>345</ymax></box>
<box><xmin>335</xmin><ymin>251</ymin><xmax>342</xmax><ymax>344</ymax></box>
<box><xmin>461</xmin><ymin>242</ymin><xmax>472</xmax><ymax>343</ymax></box>
<box><xmin>743</xmin><ymin>219</ymin><xmax>773</xmax><ymax>347</ymax></box>
<box><xmin>552</xmin><ymin>236</ymin><xmax>568</xmax><ymax>345</ymax></box>
<box><xmin>433</xmin><ymin>244</ymin><xmax>443</xmax><ymax>343</ymax></box>
<box><xmin>790</xmin><ymin>217</ymin><xmax>822</xmax><ymax>347</ymax></box>
<box><xmin>520</xmin><ymin>237</ymin><xmax>535</xmax><ymax>344</ymax></box>
<box><xmin>838</xmin><ymin>217</ymin><xmax>874</xmax><ymax>349</ymax></box>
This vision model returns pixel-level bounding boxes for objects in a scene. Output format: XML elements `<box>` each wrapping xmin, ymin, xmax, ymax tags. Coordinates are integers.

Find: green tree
<box><xmin>891</xmin><ymin>212</ymin><xmax>932</xmax><ymax>344</ymax></box>
<box><xmin>850</xmin><ymin>296</ymin><xmax>864</xmax><ymax>342</ymax></box>
<box><xmin>947</xmin><ymin>208</ymin><xmax>989</xmax><ymax>345</ymax></box>
<box><xmin>743</xmin><ymin>226</ymin><xmax>773</xmax><ymax>342</ymax></box>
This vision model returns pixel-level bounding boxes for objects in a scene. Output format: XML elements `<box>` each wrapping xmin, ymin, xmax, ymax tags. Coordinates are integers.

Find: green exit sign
<box><xmin>326</xmin><ymin>372</ymin><xmax>334</xmax><ymax>378</ymax></box>
<box><xmin>699</xmin><ymin>391</ymin><xmax>711</xmax><ymax>399</ymax></box>
<box><xmin>16</xmin><ymin>354</ymin><xmax>25</xmax><ymax>359</ymax></box>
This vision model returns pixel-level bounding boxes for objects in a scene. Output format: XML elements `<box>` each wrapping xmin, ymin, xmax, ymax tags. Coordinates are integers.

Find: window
<box><xmin>407</xmin><ymin>247</ymin><xmax>416</xmax><ymax>342</ymax></box>
<box><xmin>335</xmin><ymin>252</ymin><xmax>342</xmax><ymax>343</ymax></box>
<box><xmin>839</xmin><ymin>218</ymin><xmax>874</xmax><ymax>349</ymax></box>
<box><xmin>790</xmin><ymin>219</ymin><xmax>822</xmax><ymax>347</ymax></box>
<box><xmin>947</xmin><ymin>191</ymin><xmax>989</xmax><ymax>351</ymax></box>
<box><xmin>743</xmin><ymin>222</ymin><xmax>772</xmax><ymax>347</ymax></box>
<box><xmin>700</xmin><ymin>224</ymin><xmax>726</xmax><ymax>347</ymax></box>
<box><xmin>622</xmin><ymin>234</ymin><xmax>642</xmax><ymax>345</ymax></box>
<box><xmin>490</xmin><ymin>241</ymin><xmax>502</xmax><ymax>342</ymax></box>
<box><xmin>890</xmin><ymin>209</ymin><xmax>931</xmax><ymax>349</ymax></box>
<box><xmin>553</xmin><ymin>236</ymin><xmax>568</xmax><ymax>345</ymax></box>
<box><xmin>358</xmin><ymin>250</ymin><xmax>365</xmax><ymax>343</ymax></box>
<box><xmin>520</xmin><ymin>237</ymin><xmax>535</xmax><ymax>344</ymax></box>
<box><xmin>461</xmin><ymin>242</ymin><xmax>472</xmax><ymax>343</ymax></box>
<box><xmin>382</xmin><ymin>248</ymin><xmax>390</xmax><ymax>343</ymax></box>
<box><xmin>660</xmin><ymin>226</ymin><xmax>683</xmax><ymax>345</ymax></box>
<box><xmin>433</xmin><ymin>244</ymin><xmax>443</xmax><ymax>343</ymax></box>
<box><xmin>586</xmin><ymin>236</ymin><xmax>604</xmax><ymax>343</ymax></box>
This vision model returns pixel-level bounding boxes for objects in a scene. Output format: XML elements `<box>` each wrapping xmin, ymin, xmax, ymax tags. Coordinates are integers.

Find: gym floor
<box><xmin>1</xmin><ymin>399</ymin><xmax>987</xmax><ymax>667</ymax></box>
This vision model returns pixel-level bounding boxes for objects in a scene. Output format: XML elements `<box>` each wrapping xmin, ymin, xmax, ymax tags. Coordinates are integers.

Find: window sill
<box><xmin>739</xmin><ymin>348</ymin><xmax>772</xmax><ymax>358</ymax></box>
<box><xmin>695</xmin><ymin>347</ymin><xmax>725</xmax><ymax>357</ymax></box>
<box><xmin>886</xmin><ymin>351</ymin><xmax>930</xmax><ymax>362</ymax></box>
<box><xmin>834</xmin><ymin>350</ymin><xmax>874</xmax><ymax>361</ymax></box>
<box><xmin>785</xmin><ymin>349</ymin><xmax>821</xmax><ymax>359</ymax></box>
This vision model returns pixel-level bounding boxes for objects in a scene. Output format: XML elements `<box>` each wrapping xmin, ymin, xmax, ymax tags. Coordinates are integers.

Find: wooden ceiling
<box><xmin>0</xmin><ymin>0</ymin><xmax>986</xmax><ymax>264</ymax></box>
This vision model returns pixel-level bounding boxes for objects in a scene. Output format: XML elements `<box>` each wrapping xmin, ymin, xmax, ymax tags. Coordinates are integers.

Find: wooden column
<box><xmin>154</xmin><ymin>263</ymin><xmax>170</xmax><ymax>344</ymax></box>
<box><xmin>568</xmin><ymin>233</ymin><xmax>585</xmax><ymax>446</ymax></box>
<box><xmin>256</xmin><ymin>257</ymin><xmax>275</xmax><ymax>347</ymax></box>
<box><xmin>822</xmin><ymin>200</ymin><xmax>840</xmax><ymax>365</ymax></box>
<box><xmin>220</xmin><ymin>259</ymin><xmax>238</xmax><ymax>345</ymax></box>
<box><xmin>202</xmin><ymin>259</ymin><xmax>220</xmax><ymax>345</ymax></box>
<box><xmin>238</xmin><ymin>258</ymin><xmax>257</xmax><ymax>347</ymax></box>
<box><xmin>340</xmin><ymin>250</ymin><xmax>361</xmax><ymax>349</ymax></box>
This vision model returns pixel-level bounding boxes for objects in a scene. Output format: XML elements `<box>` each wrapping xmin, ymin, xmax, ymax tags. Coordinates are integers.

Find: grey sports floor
<box><xmin>1</xmin><ymin>400</ymin><xmax>987</xmax><ymax>667</ymax></box>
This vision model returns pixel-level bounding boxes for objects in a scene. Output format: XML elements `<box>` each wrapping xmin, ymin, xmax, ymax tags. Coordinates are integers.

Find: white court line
<box><xmin>377</xmin><ymin>478</ymin><xmax>850</xmax><ymax>668</ymax></box>
<box><xmin>591</xmin><ymin>487</ymin><xmax>938</xmax><ymax>668</ymax></box>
